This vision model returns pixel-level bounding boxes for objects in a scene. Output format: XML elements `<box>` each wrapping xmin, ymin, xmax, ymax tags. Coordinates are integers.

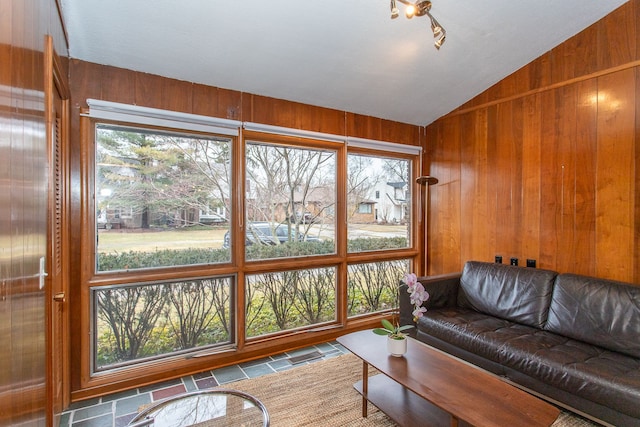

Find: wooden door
<box><xmin>44</xmin><ymin>35</ymin><xmax>70</xmax><ymax>426</ymax></box>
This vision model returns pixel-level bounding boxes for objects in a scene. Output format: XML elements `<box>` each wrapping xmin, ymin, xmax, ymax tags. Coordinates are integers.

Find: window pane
<box><xmin>347</xmin><ymin>154</ymin><xmax>411</xmax><ymax>252</ymax></box>
<box><xmin>93</xmin><ymin>277</ymin><xmax>233</xmax><ymax>371</ymax></box>
<box><xmin>347</xmin><ymin>259</ymin><xmax>410</xmax><ymax>317</ymax></box>
<box><xmin>96</xmin><ymin>124</ymin><xmax>232</xmax><ymax>271</ymax></box>
<box><xmin>244</xmin><ymin>142</ymin><xmax>336</xmax><ymax>261</ymax></box>
<box><xmin>245</xmin><ymin>267</ymin><xmax>337</xmax><ymax>337</ymax></box>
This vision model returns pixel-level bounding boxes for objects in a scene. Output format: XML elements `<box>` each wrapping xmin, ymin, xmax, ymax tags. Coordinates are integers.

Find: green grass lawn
<box><xmin>98</xmin><ymin>227</ymin><xmax>228</xmax><ymax>253</ymax></box>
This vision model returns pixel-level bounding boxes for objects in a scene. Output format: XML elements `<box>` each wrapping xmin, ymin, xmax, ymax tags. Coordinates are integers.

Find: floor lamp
<box><xmin>416</xmin><ymin>175</ymin><xmax>438</xmax><ymax>275</ymax></box>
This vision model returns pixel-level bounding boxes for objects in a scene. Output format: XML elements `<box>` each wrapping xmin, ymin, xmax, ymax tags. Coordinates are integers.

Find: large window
<box><xmin>244</xmin><ymin>141</ymin><xmax>336</xmax><ymax>261</ymax></box>
<box><xmin>93</xmin><ymin>277</ymin><xmax>233</xmax><ymax>371</ymax></box>
<box><xmin>80</xmin><ymin>101</ymin><xmax>420</xmax><ymax>389</ymax></box>
<box><xmin>95</xmin><ymin>124</ymin><xmax>232</xmax><ymax>271</ymax></box>
<box><xmin>246</xmin><ymin>267</ymin><xmax>337</xmax><ymax>337</ymax></box>
<box><xmin>347</xmin><ymin>153</ymin><xmax>411</xmax><ymax>252</ymax></box>
<box><xmin>346</xmin><ymin>152</ymin><xmax>413</xmax><ymax>318</ymax></box>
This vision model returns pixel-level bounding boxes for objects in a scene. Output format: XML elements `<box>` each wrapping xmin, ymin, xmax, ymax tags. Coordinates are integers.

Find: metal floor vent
<box><xmin>287</xmin><ymin>350</ymin><xmax>323</xmax><ymax>365</ymax></box>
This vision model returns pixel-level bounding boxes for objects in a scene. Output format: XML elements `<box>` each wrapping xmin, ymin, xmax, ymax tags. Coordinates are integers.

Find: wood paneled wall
<box><xmin>69</xmin><ymin>61</ymin><xmax>423</xmax><ymax>145</ymax></box>
<box><xmin>0</xmin><ymin>0</ymin><xmax>68</xmax><ymax>425</ymax></box>
<box><xmin>425</xmin><ymin>0</ymin><xmax>639</xmax><ymax>284</ymax></box>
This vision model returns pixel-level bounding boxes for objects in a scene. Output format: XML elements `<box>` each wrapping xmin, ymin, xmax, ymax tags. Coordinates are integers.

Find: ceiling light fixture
<box><xmin>389</xmin><ymin>0</ymin><xmax>446</xmax><ymax>49</ymax></box>
<box><xmin>390</xmin><ymin>0</ymin><xmax>399</xmax><ymax>19</ymax></box>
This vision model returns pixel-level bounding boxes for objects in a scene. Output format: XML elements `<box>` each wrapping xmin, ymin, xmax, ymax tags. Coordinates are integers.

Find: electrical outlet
<box><xmin>510</xmin><ymin>257</ymin><xmax>518</xmax><ymax>266</ymax></box>
<box><xmin>495</xmin><ymin>255</ymin><xmax>502</xmax><ymax>264</ymax></box>
<box><xmin>526</xmin><ymin>259</ymin><xmax>536</xmax><ymax>268</ymax></box>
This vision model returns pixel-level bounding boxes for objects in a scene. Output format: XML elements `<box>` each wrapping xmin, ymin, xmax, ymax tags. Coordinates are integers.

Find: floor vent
<box><xmin>287</xmin><ymin>350</ymin><xmax>323</xmax><ymax>365</ymax></box>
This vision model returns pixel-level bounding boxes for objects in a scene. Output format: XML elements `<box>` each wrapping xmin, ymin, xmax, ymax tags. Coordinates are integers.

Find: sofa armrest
<box><xmin>399</xmin><ymin>272</ymin><xmax>461</xmax><ymax>327</ymax></box>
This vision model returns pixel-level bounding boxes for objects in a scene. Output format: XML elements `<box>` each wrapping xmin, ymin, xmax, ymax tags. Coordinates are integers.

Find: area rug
<box><xmin>204</xmin><ymin>353</ymin><xmax>600</xmax><ymax>427</ymax></box>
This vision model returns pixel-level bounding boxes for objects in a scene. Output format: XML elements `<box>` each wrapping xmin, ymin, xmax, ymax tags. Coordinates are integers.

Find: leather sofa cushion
<box><xmin>417</xmin><ymin>308</ymin><xmax>540</xmax><ymax>361</ymax></box>
<box><xmin>458</xmin><ymin>261</ymin><xmax>557</xmax><ymax>328</ymax></box>
<box><xmin>546</xmin><ymin>274</ymin><xmax>640</xmax><ymax>359</ymax></box>
<box><xmin>498</xmin><ymin>330</ymin><xmax>640</xmax><ymax>419</ymax></box>
<box><xmin>419</xmin><ymin>308</ymin><xmax>640</xmax><ymax>419</ymax></box>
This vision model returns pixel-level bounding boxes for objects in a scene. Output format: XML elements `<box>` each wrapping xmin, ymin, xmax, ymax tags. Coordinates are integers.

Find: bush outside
<box><xmin>94</xmin><ymin>237</ymin><xmax>406</xmax><ymax>368</ymax></box>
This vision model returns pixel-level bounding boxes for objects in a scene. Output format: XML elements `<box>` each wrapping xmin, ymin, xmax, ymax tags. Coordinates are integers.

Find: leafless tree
<box><xmin>348</xmin><ymin>260</ymin><xmax>406</xmax><ymax>316</ymax></box>
<box><xmin>294</xmin><ymin>268</ymin><xmax>335</xmax><ymax>324</ymax></box>
<box><xmin>166</xmin><ymin>278</ymin><xmax>230</xmax><ymax>349</ymax></box>
<box><xmin>248</xmin><ymin>271</ymin><xmax>299</xmax><ymax>331</ymax></box>
<box><xmin>246</xmin><ymin>143</ymin><xmax>334</xmax><ymax>239</ymax></box>
<box><xmin>96</xmin><ymin>284</ymin><xmax>168</xmax><ymax>362</ymax></box>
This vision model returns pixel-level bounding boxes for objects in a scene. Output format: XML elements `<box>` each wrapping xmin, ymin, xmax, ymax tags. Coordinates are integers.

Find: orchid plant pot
<box><xmin>387</xmin><ymin>335</ymin><xmax>408</xmax><ymax>357</ymax></box>
<box><xmin>373</xmin><ymin>319</ymin><xmax>412</xmax><ymax>357</ymax></box>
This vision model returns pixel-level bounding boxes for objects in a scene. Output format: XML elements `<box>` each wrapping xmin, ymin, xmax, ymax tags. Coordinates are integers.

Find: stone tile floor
<box><xmin>61</xmin><ymin>341</ymin><xmax>347</xmax><ymax>427</ymax></box>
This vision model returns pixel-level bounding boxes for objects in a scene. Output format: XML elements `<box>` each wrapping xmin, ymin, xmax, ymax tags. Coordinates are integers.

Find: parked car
<box><xmin>289</xmin><ymin>211</ymin><xmax>319</xmax><ymax>224</ymax></box>
<box><xmin>199</xmin><ymin>213</ymin><xmax>227</xmax><ymax>224</ymax></box>
<box><xmin>222</xmin><ymin>222</ymin><xmax>319</xmax><ymax>248</ymax></box>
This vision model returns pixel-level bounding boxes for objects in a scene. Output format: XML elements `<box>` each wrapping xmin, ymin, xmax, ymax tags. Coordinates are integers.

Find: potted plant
<box><xmin>373</xmin><ymin>273</ymin><xmax>429</xmax><ymax>357</ymax></box>
<box><xmin>373</xmin><ymin>318</ymin><xmax>414</xmax><ymax>356</ymax></box>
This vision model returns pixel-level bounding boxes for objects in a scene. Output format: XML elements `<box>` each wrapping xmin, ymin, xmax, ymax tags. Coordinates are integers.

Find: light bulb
<box><xmin>405</xmin><ymin>5</ymin><xmax>416</xmax><ymax>18</ymax></box>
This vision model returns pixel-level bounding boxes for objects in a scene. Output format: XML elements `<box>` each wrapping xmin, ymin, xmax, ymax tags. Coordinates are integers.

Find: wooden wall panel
<box><xmin>70</xmin><ymin>60</ymin><xmax>422</xmax><ymax>146</ymax></box>
<box><xmin>597</xmin><ymin>3</ymin><xmax>636</xmax><ymax>70</ymax></box>
<box><xmin>162</xmin><ymin>78</ymin><xmax>193</xmax><ymax>113</ymax></box>
<box><xmin>425</xmin><ymin>121</ymin><xmax>443</xmax><ymax>271</ymax></box>
<box><xmin>345</xmin><ymin>113</ymin><xmax>381</xmax><ymax>141</ymax></box>
<box><xmin>101</xmin><ymin>65</ymin><xmax>135</xmax><ymax>105</ymax></box>
<box><xmin>69</xmin><ymin>61</ymin><xmax>421</xmax><ymax>145</ymax></box>
<box><xmin>459</xmin><ymin>113</ymin><xmax>476</xmax><ymax>265</ymax></box>
<box><xmin>425</xmin><ymin>0</ymin><xmax>640</xmax><ymax>284</ymax></box>
<box><xmin>135</xmin><ymin>72</ymin><xmax>164</xmax><ymax>110</ymax></box>
<box><xmin>521</xmin><ymin>94</ymin><xmax>542</xmax><ymax>263</ymax></box>
<box><xmin>426</xmin><ymin>116</ymin><xmax>461</xmax><ymax>273</ymax></box>
<box><xmin>538</xmin><ymin>88</ymin><xmax>561</xmax><ymax>269</ymax></box>
<box><xmin>595</xmin><ymin>69</ymin><xmax>636</xmax><ymax>281</ymax></box>
<box><xmin>381</xmin><ymin>119</ymin><xmax>422</xmax><ymax>147</ymax></box>
<box><xmin>573</xmin><ymin>80</ymin><xmax>598</xmax><ymax>276</ymax></box>
<box><xmin>191</xmin><ymin>83</ymin><xmax>219</xmax><ymax>117</ymax></box>
<box><xmin>245</xmin><ymin>94</ymin><xmax>347</xmax><ymax>135</ymax></box>
<box><xmin>1</xmin><ymin>0</ymin><xmax>68</xmax><ymax>424</ymax></box>
<box><xmin>556</xmin><ymin>85</ymin><xmax>577</xmax><ymax>274</ymax></box>
<box><xmin>70</xmin><ymin>60</ymin><xmax>102</xmax><ymax>104</ymax></box>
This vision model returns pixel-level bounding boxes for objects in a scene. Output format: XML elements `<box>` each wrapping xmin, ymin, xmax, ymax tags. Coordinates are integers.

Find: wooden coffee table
<box><xmin>337</xmin><ymin>330</ymin><xmax>560</xmax><ymax>427</ymax></box>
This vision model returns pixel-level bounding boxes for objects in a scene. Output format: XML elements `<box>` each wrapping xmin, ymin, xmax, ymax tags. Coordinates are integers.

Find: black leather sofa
<box><xmin>399</xmin><ymin>261</ymin><xmax>640</xmax><ymax>426</ymax></box>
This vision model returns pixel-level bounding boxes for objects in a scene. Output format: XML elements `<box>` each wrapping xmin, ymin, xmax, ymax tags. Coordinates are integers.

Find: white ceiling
<box><xmin>59</xmin><ymin>0</ymin><xmax>627</xmax><ymax>126</ymax></box>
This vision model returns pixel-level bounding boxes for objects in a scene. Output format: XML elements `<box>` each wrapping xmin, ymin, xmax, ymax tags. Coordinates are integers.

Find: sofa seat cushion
<box><xmin>417</xmin><ymin>308</ymin><xmax>540</xmax><ymax>362</ymax></box>
<box><xmin>458</xmin><ymin>261</ymin><xmax>557</xmax><ymax>328</ymax></box>
<box><xmin>498</xmin><ymin>332</ymin><xmax>640</xmax><ymax>419</ymax></box>
<box><xmin>420</xmin><ymin>308</ymin><xmax>640</xmax><ymax>419</ymax></box>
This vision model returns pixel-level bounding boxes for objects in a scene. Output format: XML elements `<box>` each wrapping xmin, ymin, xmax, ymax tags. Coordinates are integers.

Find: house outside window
<box><xmin>358</xmin><ymin>203</ymin><xmax>373</xmax><ymax>214</ymax></box>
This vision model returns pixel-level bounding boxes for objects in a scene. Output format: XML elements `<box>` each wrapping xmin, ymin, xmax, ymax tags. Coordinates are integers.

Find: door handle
<box><xmin>53</xmin><ymin>292</ymin><xmax>65</xmax><ymax>302</ymax></box>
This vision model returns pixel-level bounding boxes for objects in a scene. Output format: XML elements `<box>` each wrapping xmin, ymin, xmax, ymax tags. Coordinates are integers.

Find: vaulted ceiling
<box><xmin>59</xmin><ymin>0</ymin><xmax>628</xmax><ymax>126</ymax></box>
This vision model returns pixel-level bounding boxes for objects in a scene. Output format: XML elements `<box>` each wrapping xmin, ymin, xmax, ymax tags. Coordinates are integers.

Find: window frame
<box><xmin>77</xmin><ymin>103</ymin><xmax>422</xmax><ymax>395</ymax></box>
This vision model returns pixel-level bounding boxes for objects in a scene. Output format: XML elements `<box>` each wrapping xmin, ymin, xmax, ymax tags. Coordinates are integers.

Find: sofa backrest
<box><xmin>458</xmin><ymin>261</ymin><xmax>558</xmax><ymax>328</ymax></box>
<box><xmin>546</xmin><ymin>274</ymin><xmax>640</xmax><ymax>358</ymax></box>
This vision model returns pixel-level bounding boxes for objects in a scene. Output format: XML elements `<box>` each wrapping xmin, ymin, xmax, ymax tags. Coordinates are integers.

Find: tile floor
<box><xmin>60</xmin><ymin>341</ymin><xmax>348</xmax><ymax>427</ymax></box>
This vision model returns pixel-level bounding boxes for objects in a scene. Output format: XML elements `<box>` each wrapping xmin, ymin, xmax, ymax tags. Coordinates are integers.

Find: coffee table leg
<box><xmin>451</xmin><ymin>415</ymin><xmax>459</xmax><ymax>427</ymax></box>
<box><xmin>362</xmin><ymin>361</ymin><xmax>368</xmax><ymax>418</ymax></box>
